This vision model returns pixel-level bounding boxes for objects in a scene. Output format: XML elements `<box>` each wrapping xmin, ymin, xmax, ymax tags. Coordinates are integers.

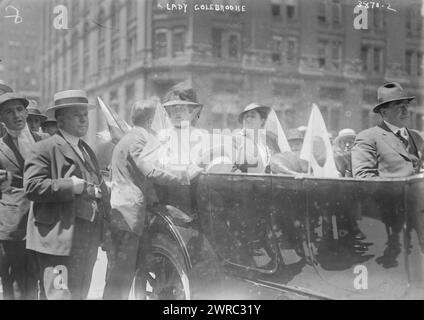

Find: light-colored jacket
<box><xmin>110</xmin><ymin>127</ymin><xmax>185</xmax><ymax>236</ymax></box>
<box><xmin>352</xmin><ymin>122</ymin><xmax>424</xmax><ymax>178</ymax></box>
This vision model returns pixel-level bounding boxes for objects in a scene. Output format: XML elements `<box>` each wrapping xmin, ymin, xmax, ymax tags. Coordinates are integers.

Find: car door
<box><xmin>302</xmin><ymin>177</ymin><xmax>410</xmax><ymax>299</ymax></box>
<box><xmin>204</xmin><ymin>172</ymin><xmax>279</xmax><ymax>273</ymax></box>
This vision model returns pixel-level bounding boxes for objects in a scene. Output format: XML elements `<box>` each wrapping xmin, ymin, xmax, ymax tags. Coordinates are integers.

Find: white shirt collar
<box><xmin>59</xmin><ymin>129</ymin><xmax>80</xmax><ymax>147</ymax></box>
<box><xmin>384</xmin><ymin>121</ymin><xmax>407</xmax><ymax>137</ymax></box>
<box><xmin>6</xmin><ymin>124</ymin><xmax>35</xmax><ymax>142</ymax></box>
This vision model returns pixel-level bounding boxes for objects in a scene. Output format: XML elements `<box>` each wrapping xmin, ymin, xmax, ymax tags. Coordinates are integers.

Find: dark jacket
<box><xmin>24</xmin><ymin>133</ymin><xmax>110</xmax><ymax>256</ymax></box>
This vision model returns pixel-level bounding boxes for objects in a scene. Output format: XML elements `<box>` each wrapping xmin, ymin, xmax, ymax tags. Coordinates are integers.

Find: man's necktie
<box><xmin>396</xmin><ymin>130</ymin><xmax>409</xmax><ymax>149</ymax></box>
<box><xmin>78</xmin><ymin>140</ymin><xmax>96</xmax><ymax>173</ymax></box>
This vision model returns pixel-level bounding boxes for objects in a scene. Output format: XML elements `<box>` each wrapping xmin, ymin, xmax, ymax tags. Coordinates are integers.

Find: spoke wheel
<box><xmin>130</xmin><ymin>234</ymin><xmax>190</xmax><ymax>300</ymax></box>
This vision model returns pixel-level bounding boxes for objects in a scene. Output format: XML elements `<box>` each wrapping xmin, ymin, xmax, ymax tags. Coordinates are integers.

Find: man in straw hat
<box><xmin>352</xmin><ymin>82</ymin><xmax>424</xmax><ymax>268</ymax></box>
<box><xmin>0</xmin><ymin>92</ymin><xmax>45</xmax><ymax>299</ymax></box>
<box><xmin>26</xmin><ymin>100</ymin><xmax>49</xmax><ymax>135</ymax></box>
<box><xmin>103</xmin><ymin>99</ymin><xmax>191</xmax><ymax>300</ymax></box>
<box><xmin>24</xmin><ymin>90</ymin><xmax>111</xmax><ymax>299</ymax></box>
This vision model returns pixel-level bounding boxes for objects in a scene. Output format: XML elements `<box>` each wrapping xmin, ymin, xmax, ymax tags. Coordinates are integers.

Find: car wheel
<box><xmin>129</xmin><ymin>233</ymin><xmax>191</xmax><ymax>300</ymax></box>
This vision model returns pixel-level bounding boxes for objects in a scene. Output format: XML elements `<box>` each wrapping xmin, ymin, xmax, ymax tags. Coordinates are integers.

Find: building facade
<box><xmin>39</xmin><ymin>0</ymin><xmax>424</xmax><ymax>134</ymax></box>
<box><xmin>0</xmin><ymin>0</ymin><xmax>41</xmax><ymax>101</ymax></box>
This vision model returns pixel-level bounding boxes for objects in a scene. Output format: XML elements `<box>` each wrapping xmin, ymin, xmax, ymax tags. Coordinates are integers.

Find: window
<box><xmin>361</xmin><ymin>45</ymin><xmax>369</xmax><ymax>72</ymax></box>
<box><xmin>286</xmin><ymin>37</ymin><xmax>298</xmax><ymax>64</ymax></box>
<box><xmin>405</xmin><ymin>51</ymin><xmax>423</xmax><ymax>77</ymax></box>
<box><xmin>111</xmin><ymin>3</ymin><xmax>120</xmax><ymax>70</ymax></box>
<box><xmin>331</xmin><ymin>0</ymin><xmax>341</xmax><ymax>25</ymax></box>
<box><xmin>127</xmin><ymin>28</ymin><xmax>137</xmax><ymax>64</ymax></box>
<box><xmin>110</xmin><ymin>90</ymin><xmax>119</xmax><ymax>113</ymax></box>
<box><xmin>405</xmin><ymin>50</ymin><xmax>413</xmax><ymax>75</ymax></box>
<box><xmin>271</xmin><ymin>35</ymin><xmax>283</xmax><ymax>65</ymax></box>
<box><xmin>285</xmin><ymin>0</ymin><xmax>297</xmax><ymax>20</ymax></box>
<box><xmin>331</xmin><ymin>40</ymin><xmax>342</xmax><ymax>70</ymax></box>
<box><xmin>97</xmin><ymin>8</ymin><xmax>106</xmax><ymax>73</ymax></box>
<box><xmin>373</xmin><ymin>9</ymin><xmax>384</xmax><ymax>30</ymax></box>
<box><xmin>212</xmin><ymin>28</ymin><xmax>223</xmax><ymax>58</ymax></box>
<box><xmin>71</xmin><ymin>0</ymin><xmax>79</xmax><ymax>25</ymax></box>
<box><xmin>127</xmin><ymin>0</ymin><xmax>136</xmax><ymax>24</ymax></box>
<box><xmin>154</xmin><ymin>30</ymin><xmax>168</xmax><ymax>58</ymax></box>
<box><xmin>318</xmin><ymin>39</ymin><xmax>327</xmax><ymax>68</ymax></box>
<box><xmin>172</xmin><ymin>28</ymin><xmax>186</xmax><ymax>57</ymax></box>
<box><xmin>318</xmin><ymin>0</ymin><xmax>327</xmax><ymax>24</ymax></box>
<box><xmin>228</xmin><ymin>33</ymin><xmax>240</xmax><ymax>59</ymax></box>
<box><xmin>373</xmin><ymin>47</ymin><xmax>383</xmax><ymax>73</ymax></box>
<box><xmin>83</xmin><ymin>23</ymin><xmax>90</xmax><ymax>81</ymax></box>
<box><xmin>71</xmin><ymin>31</ymin><xmax>79</xmax><ymax>84</ymax></box>
<box><xmin>271</xmin><ymin>0</ymin><xmax>281</xmax><ymax>17</ymax></box>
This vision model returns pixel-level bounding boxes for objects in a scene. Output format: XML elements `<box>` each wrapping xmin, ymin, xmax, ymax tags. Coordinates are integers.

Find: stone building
<box><xmin>0</xmin><ymin>0</ymin><xmax>41</xmax><ymax>101</ymax></box>
<box><xmin>39</xmin><ymin>0</ymin><xmax>424</xmax><ymax>133</ymax></box>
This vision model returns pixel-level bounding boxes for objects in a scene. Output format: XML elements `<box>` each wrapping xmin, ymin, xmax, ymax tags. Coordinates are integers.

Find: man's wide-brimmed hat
<box><xmin>0</xmin><ymin>92</ymin><xmax>29</xmax><ymax>109</ymax></box>
<box><xmin>27</xmin><ymin>100</ymin><xmax>48</xmax><ymax>121</ymax></box>
<box><xmin>162</xmin><ymin>82</ymin><xmax>203</xmax><ymax>108</ymax></box>
<box><xmin>0</xmin><ymin>80</ymin><xmax>13</xmax><ymax>94</ymax></box>
<box><xmin>47</xmin><ymin>90</ymin><xmax>96</xmax><ymax>116</ymax></box>
<box><xmin>238</xmin><ymin>103</ymin><xmax>271</xmax><ymax>123</ymax></box>
<box><xmin>373</xmin><ymin>82</ymin><xmax>415</xmax><ymax>113</ymax></box>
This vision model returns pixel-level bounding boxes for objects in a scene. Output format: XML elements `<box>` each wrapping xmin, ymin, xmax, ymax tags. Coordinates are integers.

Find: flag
<box><xmin>299</xmin><ymin>104</ymin><xmax>339</xmax><ymax>178</ymax></box>
<box><xmin>264</xmin><ymin>109</ymin><xmax>292</xmax><ymax>153</ymax></box>
<box><xmin>97</xmin><ymin>97</ymin><xmax>131</xmax><ymax>142</ymax></box>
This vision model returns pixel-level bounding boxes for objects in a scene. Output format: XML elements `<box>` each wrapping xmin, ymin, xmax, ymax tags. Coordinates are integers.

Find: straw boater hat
<box><xmin>238</xmin><ymin>103</ymin><xmax>271</xmax><ymax>123</ymax></box>
<box><xmin>373</xmin><ymin>82</ymin><xmax>415</xmax><ymax>113</ymax></box>
<box><xmin>0</xmin><ymin>92</ymin><xmax>29</xmax><ymax>109</ymax></box>
<box><xmin>27</xmin><ymin>100</ymin><xmax>48</xmax><ymax>121</ymax></box>
<box><xmin>46</xmin><ymin>90</ymin><xmax>96</xmax><ymax>117</ymax></box>
<box><xmin>162</xmin><ymin>82</ymin><xmax>203</xmax><ymax>108</ymax></box>
<box><xmin>0</xmin><ymin>80</ymin><xmax>13</xmax><ymax>95</ymax></box>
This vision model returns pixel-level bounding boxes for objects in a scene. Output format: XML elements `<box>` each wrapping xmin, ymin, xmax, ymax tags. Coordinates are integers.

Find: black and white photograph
<box><xmin>0</xmin><ymin>0</ymin><xmax>424</xmax><ymax>304</ymax></box>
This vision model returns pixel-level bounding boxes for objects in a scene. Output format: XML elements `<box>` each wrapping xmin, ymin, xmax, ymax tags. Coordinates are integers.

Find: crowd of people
<box><xmin>0</xmin><ymin>77</ymin><xmax>422</xmax><ymax>299</ymax></box>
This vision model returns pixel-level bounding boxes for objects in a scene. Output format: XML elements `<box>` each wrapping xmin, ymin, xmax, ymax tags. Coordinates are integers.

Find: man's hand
<box><xmin>71</xmin><ymin>176</ymin><xmax>86</xmax><ymax>195</ymax></box>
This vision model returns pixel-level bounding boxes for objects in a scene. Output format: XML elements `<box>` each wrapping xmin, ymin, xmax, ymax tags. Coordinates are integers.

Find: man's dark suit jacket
<box><xmin>0</xmin><ymin>131</ymin><xmax>43</xmax><ymax>241</ymax></box>
<box><xmin>24</xmin><ymin>133</ymin><xmax>110</xmax><ymax>256</ymax></box>
<box><xmin>352</xmin><ymin>122</ymin><xmax>424</xmax><ymax>178</ymax></box>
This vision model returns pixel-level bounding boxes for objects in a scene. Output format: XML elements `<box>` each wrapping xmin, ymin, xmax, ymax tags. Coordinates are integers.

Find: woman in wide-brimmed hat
<box><xmin>234</xmin><ymin>103</ymin><xmax>291</xmax><ymax>173</ymax></box>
